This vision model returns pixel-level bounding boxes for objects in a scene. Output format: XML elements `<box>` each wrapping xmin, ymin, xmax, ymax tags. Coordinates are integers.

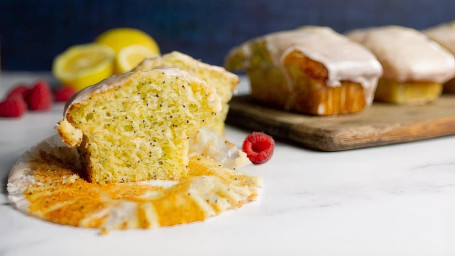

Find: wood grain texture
<box><xmin>226</xmin><ymin>95</ymin><xmax>455</xmax><ymax>151</ymax></box>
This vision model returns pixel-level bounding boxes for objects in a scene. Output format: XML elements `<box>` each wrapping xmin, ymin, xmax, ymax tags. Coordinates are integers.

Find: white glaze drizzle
<box><xmin>347</xmin><ymin>25</ymin><xmax>455</xmax><ymax>83</ymax></box>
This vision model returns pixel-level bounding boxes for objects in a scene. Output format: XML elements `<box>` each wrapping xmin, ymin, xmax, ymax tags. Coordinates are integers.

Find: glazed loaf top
<box><xmin>226</xmin><ymin>26</ymin><xmax>383</xmax><ymax>105</ymax></box>
<box><xmin>424</xmin><ymin>21</ymin><xmax>455</xmax><ymax>55</ymax></box>
<box><xmin>347</xmin><ymin>26</ymin><xmax>455</xmax><ymax>83</ymax></box>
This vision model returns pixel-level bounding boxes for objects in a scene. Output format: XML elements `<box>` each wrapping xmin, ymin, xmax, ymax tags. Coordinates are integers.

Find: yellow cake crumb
<box><xmin>57</xmin><ymin>68</ymin><xmax>221</xmax><ymax>183</ymax></box>
<box><xmin>134</xmin><ymin>51</ymin><xmax>239</xmax><ymax>135</ymax></box>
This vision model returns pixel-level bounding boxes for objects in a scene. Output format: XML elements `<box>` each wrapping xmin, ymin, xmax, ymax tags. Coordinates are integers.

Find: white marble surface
<box><xmin>1</xmin><ymin>72</ymin><xmax>455</xmax><ymax>255</ymax></box>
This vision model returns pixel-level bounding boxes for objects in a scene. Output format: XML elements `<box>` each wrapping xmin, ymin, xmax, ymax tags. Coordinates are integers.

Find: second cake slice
<box><xmin>134</xmin><ymin>51</ymin><xmax>239</xmax><ymax>136</ymax></box>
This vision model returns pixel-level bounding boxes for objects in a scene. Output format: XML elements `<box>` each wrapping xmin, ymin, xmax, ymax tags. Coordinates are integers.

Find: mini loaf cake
<box><xmin>423</xmin><ymin>21</ymin><xmax>455</xmax><ymax>93</ymax></box>
<box><xmin>134</xmin><ymin>51</ymin><xmax>239</xmax><ymax>136</ymax></box>
<box><xmin>225</xmin><ymin>26</ymin><xmax>382</xmax><ymax>115</ymax></box>
<box><xmin>57</xmin><ymin>68</ymin><xmax>221</xmax><ymax>183</ymax></box>
<box><xmin>347</xmin><ymin>26</ymin><xmax>455</xmax><ymax>104</ymax></box>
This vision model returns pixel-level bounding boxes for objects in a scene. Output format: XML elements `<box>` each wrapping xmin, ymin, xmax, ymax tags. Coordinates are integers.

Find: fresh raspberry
<box><xmin>27</xmin><ymin>80</ymin><xmax>52</xmax><ymax>111</ymax></box>
<box><xmin>6</xmin><ymin>84</ymin><xmax>31</xmax><ymax>101</ymax></box>
<box><xmin>54</xmin><ymin>87</ymin><xmax>76</xmax><ymax>102</ymax></box>
<box><xmin>242</xmin><ymin>132</ymin><xmax>275</xmax><ymax>164</ymax></box>
<box><xmin>0</xmin><ymin>96</ymin><xmax>27</xmax><ymax>117</ymax></box>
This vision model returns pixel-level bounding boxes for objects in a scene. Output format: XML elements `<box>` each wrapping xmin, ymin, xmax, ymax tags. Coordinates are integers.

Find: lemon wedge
<box><xmin>95</xmin><ymin>28</ymin><xmax>160</xmax><ymax>55</ymax></box>
<box><xmin>52</xmin><ymin>44</ymin><xmax>115</xmax><ymax>91</ymax></box>
<box><xmin>116</xmin><ymin>45</ymin><xmax>159</xmax><ymax>73</ymax></box>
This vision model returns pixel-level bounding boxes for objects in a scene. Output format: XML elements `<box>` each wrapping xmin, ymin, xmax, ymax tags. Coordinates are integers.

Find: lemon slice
<box><xmin>52</xmin><ymin>44</ymin><xmax>115</xmax><ymax>91</ymax></box>
<box><xmin>95</xmin><ymin>28</ymin><xmax>160</xmax><ymax>55</ymax></box>
<box><xmin>116</xmin><ymin>45</ymin><xmax>159</xmax><ymax>73</ymax></box>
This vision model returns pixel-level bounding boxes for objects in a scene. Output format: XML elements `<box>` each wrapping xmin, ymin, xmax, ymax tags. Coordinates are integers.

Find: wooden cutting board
<box><xmin>226</xmin><ymin>95</ymin><xmax>455</xmax><ymax>151</ymax></box>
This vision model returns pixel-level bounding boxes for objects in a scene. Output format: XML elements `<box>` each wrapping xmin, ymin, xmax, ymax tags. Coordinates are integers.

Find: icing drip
<box><xmin>347</xmin><ymin>26</ymin><xmax>455</xmax><ymax>83</ymax></box>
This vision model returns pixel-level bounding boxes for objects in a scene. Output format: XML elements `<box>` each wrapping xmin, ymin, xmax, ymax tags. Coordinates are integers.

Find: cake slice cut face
<box><xmin>134</xmin><ymin>51</ymin><xmax>239</xmax><ymax>135</ymax></box>
<box><xmin>57</xmin><ymin>68</ymin><xmax>221</xmax><ymax>183</ymax></box>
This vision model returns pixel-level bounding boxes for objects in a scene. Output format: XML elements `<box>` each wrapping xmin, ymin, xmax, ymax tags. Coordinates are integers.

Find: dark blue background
<box><xmin>0</xmin><ymin>0</ymin><xmax>453</xmax><ymax>71</ymax></box>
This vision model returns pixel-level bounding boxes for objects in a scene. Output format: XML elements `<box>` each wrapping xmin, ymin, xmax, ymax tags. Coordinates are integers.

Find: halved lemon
<box><xmin>95</xmin><ymin>28</ymin><xmax>160</xmax><ymax>55</ymax></box>
<box><xmin>116</xmin><ymin>45</ymin><xmax>159</xmax><ymax>73</ymax></box>
<box><xmin>52</xmin><ymin>44</ymin><xmax>115</xmax><ymax>91</ymax></box>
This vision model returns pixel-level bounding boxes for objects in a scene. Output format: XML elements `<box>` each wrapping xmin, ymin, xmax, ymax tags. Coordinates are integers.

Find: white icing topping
<box><xmin>347</xmin><ymin>25</ymin><xmax>455</xmax><ymax>83</ymax></box>
<box><xmin>423</xmin><ymin>21</ymin><xmax>455</xmax><ymax>55</ymax></box>
<box><xmin>230</xmin><ymin>26</ymin><xmax>383</xmax><ymax>105</ymax></box>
